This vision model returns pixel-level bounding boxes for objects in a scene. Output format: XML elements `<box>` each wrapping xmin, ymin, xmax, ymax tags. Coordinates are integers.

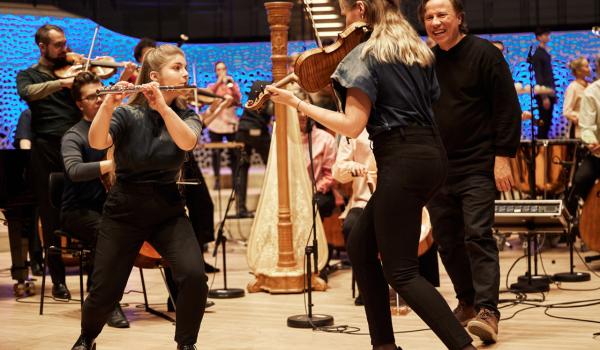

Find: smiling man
<box><xmin>419</xmin><ymin>0</ymin><xmax>521</xmax><ymax>344</ymax></box>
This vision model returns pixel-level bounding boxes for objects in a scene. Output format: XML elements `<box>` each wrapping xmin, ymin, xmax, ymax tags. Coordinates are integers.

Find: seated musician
<box><xmin>60</xmin><ymin>71</ymin><xmax>129</xmax><ymax>328</ymax></box>
<box><xmin>568</xmin><ymin>55</ymin><xmax>600</xmax><ymax>229</ymax></box>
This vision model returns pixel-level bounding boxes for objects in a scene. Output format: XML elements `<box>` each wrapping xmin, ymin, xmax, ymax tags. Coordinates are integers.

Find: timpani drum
<box><xmin>510</xmin><ymin>139</ymin><xmax>580</xmax><ymax>196</ymax></box>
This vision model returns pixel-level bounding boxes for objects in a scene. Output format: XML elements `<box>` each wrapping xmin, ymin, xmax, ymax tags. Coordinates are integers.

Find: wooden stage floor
<box><xmin>1</xmin><ymin>238</ymin><xmax>599</xmax><ymax>350</ymax></box>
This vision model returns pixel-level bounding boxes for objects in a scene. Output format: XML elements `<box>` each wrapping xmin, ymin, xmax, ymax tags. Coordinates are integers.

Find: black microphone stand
<box><xmin>288</xmin><ymin>117</ymin><xmax>334</xmax><ymax>328</ymax></box>
<box><xmin>511</xmin><ymin>45</ymin><xmax>552</xmax><ymax>293</ymax></box>
<box><xmin>208</xmin><ymin>146</ymin><xmax>246</xmax><ymax>299</ymax></box>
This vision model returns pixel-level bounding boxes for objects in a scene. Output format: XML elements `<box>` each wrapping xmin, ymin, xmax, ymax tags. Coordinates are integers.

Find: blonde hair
<box><xmin>129</xmin><ymin>44</ymin><xmax>188</xmax><ymax>109</ymax></box>
<box><xmin>567</xmin><ymin>57</ymin><xmax>588</xmax><ymax>76</ymax></box>
<box><xmin>340</xmin><ymin>0</ymin><xmax>434</xmax><ymax>67</ymax></box>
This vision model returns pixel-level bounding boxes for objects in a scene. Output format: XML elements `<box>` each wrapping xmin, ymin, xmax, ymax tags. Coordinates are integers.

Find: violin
<box><xmin>54</xmin><ymin>52</ymin><xmax>137</xmax><ymax>80</ymax></box>
<box><xmin>245</xmin><ymin>21</ymin><xmax>370</xmax><ymax>110</ymax></box>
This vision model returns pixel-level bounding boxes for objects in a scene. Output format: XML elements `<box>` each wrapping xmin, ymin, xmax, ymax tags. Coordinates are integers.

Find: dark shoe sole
<box><xmin>467</xmin><ymin>319</ymin><xmax>498</xmax><ymax>343</ymax></box>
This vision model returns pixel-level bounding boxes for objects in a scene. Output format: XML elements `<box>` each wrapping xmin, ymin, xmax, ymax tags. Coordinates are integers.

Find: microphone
<box><xmin>177</xmin><ymin>34</ymin><xmax>189</xmax><ymax>48</ymax></box>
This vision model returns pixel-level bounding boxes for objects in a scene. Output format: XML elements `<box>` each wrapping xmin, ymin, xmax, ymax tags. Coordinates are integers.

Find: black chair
<box><xmin>40</xmin><ymin>172</ymin><xmax>93</xmax><ymax>315</ymax></box>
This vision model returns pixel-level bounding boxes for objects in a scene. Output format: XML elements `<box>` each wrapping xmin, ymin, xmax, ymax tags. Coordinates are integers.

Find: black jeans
<box><xmin>567</xmin><ymin>154</ymin><xmax>600</xmax><ymax>217</ymax></box>
<box><xmin>81</xmin><ymin>182</ymin><xmax>208</xmax><ymax>346</ymax></box>
<box><xmin>427</xmin><ymin>174</ymin><xmax>500</xmax><ymax>316</ymax></box>
<box><xmin>345</xmin><ymin>207</ymin><xmax>440</xmax><ymax>287</ymax></box>
<box><xmin>31</xmin><ymin>137</ymin><xmax>65</xmax><ymax>284</ymax></box>
<box><xmin>209</xmin><ymin>131</ymin><xmax>238</xmax><ymax>182</ymax></box>
<box><xmin>235</xmin><ymin>128</ymin><xmax>270</xmax><ymax>213</ymax></box>
<box><xmin>347</xmin><ymin>127</ymin><xmax>471</xmax><ymax>349</ymax></box>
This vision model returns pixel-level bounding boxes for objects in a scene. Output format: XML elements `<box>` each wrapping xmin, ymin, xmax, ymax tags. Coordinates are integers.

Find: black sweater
<box><xmin>432</xmin><ymin>35</ymin><xmax>522</xmax><ymax>176</ymax></box>
<box><xmin>61</xmin><ymin>119</ymin><xmax>106</xmax><ymax>213</ymax></box>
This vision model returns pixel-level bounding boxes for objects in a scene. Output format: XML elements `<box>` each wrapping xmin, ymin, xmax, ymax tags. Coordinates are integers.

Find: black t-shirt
<box><xmin>239</xmin><ymin>80</ymin><xmax>272</xmax><ymax>131</ymax></box>
<box><xmin>432</xmin><ymin>35</ymin><xmax>521</xmax><ymax>176</ymax></box>
<box><xmin>14</xmin><ymin>109</ymin><xmax>33</xmax><ymax>148</ymax></box>
<box><xmin>532</xmin><ymin>46</ymin><xmax>555</xmax><ymax>89</ymax></box>
<box><xmin>61</xmin><ymin>119</ymin><xmax>106</xmax><ymax>213</ymax></box>
<box><xmin>332</xmin><ymin>42</ymin><xmax>440</xmax><ymax>139</ymax></box>
<box><xmin>109</xmin><ymin>104</ymin><xmax>203</xmax><ymax>184</ymax></box>
<box><xmin>16</xmin><ymin>66</ymin><xmax>81</xmax><ymax>138</ymax></box>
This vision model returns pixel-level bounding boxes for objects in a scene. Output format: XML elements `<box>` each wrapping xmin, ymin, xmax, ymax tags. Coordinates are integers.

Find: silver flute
<box><xmin>96</xmin><ymin>84</ymin><xmax>197</xmax><ymax>96</ymax></box>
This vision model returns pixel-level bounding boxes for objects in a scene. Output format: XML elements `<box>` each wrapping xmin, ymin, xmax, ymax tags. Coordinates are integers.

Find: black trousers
<box><xmin>347</xmin><ymin>127</ymin><xmax>471</xmax><ymax>349</ymax></box>
<box><xmin>81</xmin><ymin>182</ymin><xmax>208</xmax><ymax>346</ymax></box>
<box><xmin>535</xmin><ymin>96</ymin><xmax>554</xmax><ymax>139</ymax></box>
<box><xmin>427</xmin><ymin>174</ymin><xmax>500</xmax><ymax>316</ymax></box>
<box><xmin>567</xmin><ymin>154</ymin><xmax>600</xmax><ymax>216</ymax></box>
<box><xmin>61</xmin><ymin>208</ymin><xmax>102</xmax><ymax>285</ymax></box>
<box><xmin>344</xmin><ymin>207</ymin><xmax>440</xmax><ymax>288</ymax></box>
<box><xmin>208</xmin><ymin>131</ymin><xmax>238</xmax><ymax>182</ymax></box>
<box><xmin>31</xmin><ymin>137</ymin><xmax>65</xmax><ymax>284</ymax></box>
<box><xmin>235</xmin><ymin>128</ymin><xmax>270</xmax><ymax>213</ymax></box>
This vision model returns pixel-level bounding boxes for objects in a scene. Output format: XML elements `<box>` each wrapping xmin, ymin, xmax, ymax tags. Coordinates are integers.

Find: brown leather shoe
<box><xmin>467</xmin><ymin>308</ymin><xmax>499</xmax><ymax>343</ymax></box>
<box><xmin>453</xmin><ymin>299</ymin><xmax>476</xmax><ymax>326</ymax></box>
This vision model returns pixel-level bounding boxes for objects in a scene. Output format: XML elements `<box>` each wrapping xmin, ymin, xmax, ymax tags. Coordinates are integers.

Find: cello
<box><xmin>580</xmin><ymin>181</ymin><xmax>600</xmax><ymax>252</ymax></box>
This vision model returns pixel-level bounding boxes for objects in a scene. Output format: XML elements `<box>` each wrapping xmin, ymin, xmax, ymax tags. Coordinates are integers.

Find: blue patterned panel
<box><xmin>2</xmin><ymin>12</ymin><xmax>600</xmax><ymax>148</ymax></box>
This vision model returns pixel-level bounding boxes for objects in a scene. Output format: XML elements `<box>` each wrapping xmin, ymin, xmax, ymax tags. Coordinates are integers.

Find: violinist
<box><xmin>16</xmin><ymin>24</ymin><xmax>80</xmax><ymax>301</ymax></box>
<box><xmin>72</xmin><ymin>45</ymin><xmax>208</xmax><ymax>350</ymax></box>
<box><xmin>206</xmin><ymin>61</ymin><xmax>242</xmax><ymax>190</ymax></box>
<box><xmin>60</xmin><ymin>71</ymin><xmax>129</xmax><ymax>329</ymax></box>
<box><xmin>266</xmin><ymin>1</ymin><xmax>475</xmax><ymax>349</ymax></box>
<box><xmin>120</xmin><ymin>37</ymin><xmax>157</xmax><ymax>83</ymax></box>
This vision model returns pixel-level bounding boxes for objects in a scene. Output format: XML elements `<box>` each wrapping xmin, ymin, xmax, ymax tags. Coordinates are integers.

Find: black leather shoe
<box><xmin>206</xmin><ymin>300</ymin><xmax>215</xmax><ymax>308</ymax></box>
<box><xmin>177</xmin><ymin>345</ymin><xmax>196</xmax><ymax>350</ymax></box>
<box><xmin>52</xmin><ymin>283</ymin><xmax>71</xmax><ymax>300</ymax></box>
<box><xmin>72</xmin><ymin>335</ymin><xmax>96</xmax><ymax>350</ymax></box>
<box><xmin>205</xmin><ymin>262</ymin><xmax>220</xmax><ymax>273</ymax></box>
<box><xmin>30</xmin><ymin>261</ymin><xmax>44</xmax><ymax>276</ymax></box>
<box><xmin>354</xmin><ymin>294</ymin><xmax>363</xmax><ymax>306</ymax></box>
<box><xmin>106</xmin><ymin>304</ymin><xmax>130</xmax><ymax>328</ymax></box>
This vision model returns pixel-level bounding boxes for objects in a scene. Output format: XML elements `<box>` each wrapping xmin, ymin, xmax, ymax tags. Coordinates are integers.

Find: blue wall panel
<box><xmin>1</xmin><ymin>13</ymin><xmax>600</xmax><ymax>149</ymax></box>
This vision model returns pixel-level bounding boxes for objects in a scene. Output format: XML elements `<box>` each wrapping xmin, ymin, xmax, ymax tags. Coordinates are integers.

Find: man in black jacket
<box><xmin>420</xmin><ymin>0</ymin><xmax>521</xmax><ymax>344</ymax></box>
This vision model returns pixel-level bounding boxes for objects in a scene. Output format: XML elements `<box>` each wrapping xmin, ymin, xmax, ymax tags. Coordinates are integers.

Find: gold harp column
<box><xmin>246</xmin><ymin>1</ymin><xmax>306</xmax><ymax>293</ymax></box>
<box><xmin>267</xmin><ymin>1</ymin><xmax>296</xmax><ymax>270</ymax></box>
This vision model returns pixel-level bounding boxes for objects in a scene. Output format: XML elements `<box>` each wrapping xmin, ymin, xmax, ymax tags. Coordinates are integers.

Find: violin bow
<box><xmin>191</xmin><ymin>61</ymin><xmax>200</xmax><ymax>114</ymax></box>
<box><xmin>303</xmin><ymin>0</ymin><xmax>323</xmax><ymax>49</ymax></box>
<box><xmin>84</xmin><ymin>24</ymin><xmax>100</xmax><ymax>72</ymax></box>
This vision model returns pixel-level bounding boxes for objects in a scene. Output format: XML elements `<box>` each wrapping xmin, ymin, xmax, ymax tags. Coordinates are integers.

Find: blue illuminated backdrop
<box><xmin>1</xmin><ymin>13</ymin><xmax>599</xmax><ymax>150</ymax></box>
